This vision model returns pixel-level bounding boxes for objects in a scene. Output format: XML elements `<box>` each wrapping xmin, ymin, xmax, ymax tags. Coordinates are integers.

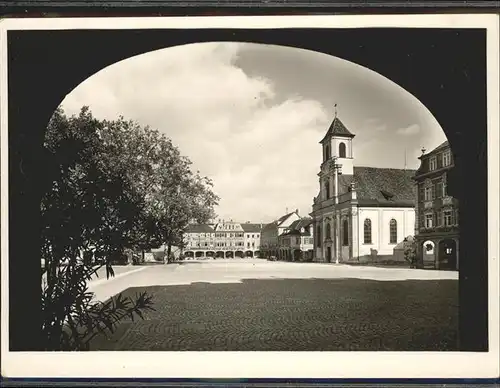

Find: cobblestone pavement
<box><xmin>89</xmin><ymin>260</ymin><xmax>458</xmax><ymax>351</ymax></box>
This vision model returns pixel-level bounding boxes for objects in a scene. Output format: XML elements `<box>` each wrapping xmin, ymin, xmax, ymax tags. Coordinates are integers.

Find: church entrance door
<box><xmin>326</xmin><ymin>247</ymin><xmax>332</xmax><ymax>263</ymax></box>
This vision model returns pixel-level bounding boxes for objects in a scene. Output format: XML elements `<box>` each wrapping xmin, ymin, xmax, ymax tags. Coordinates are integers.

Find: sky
<box><xmin>60</xmin><ymin>42</ymin><xmax>447</xmax><ymax>224</ymax></box>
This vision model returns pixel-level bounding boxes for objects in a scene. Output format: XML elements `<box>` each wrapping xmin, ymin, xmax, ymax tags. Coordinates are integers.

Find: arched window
<box><xmin>364</xmin><ymin>219</ymin><xmax>372</xmax><ymax>244</ymax></box>
<box><xmin>316</xmin><ymin>225</ymin><xmax>322</xmax><ymax>248</ymax></box>
<box><xmin>342</xmin><ymin>219</ymin><xmax>349</xmax><ymax>246</ymax></box>
<box><xmin>326</xmin><ymin>223</ymin><xmax>331</xmax><ymax>241</ymax></box>
<box><xmin>389</xmin><ymin>219</ymin><xmax>397</xmax><ymax>244</ymax></box>
<box><xmin>325</xmin><ymin>144</ymin><xmax>331</xmax><ymax>161</ymax></box>
<box><xmin>339</xmin><ymin>142</ymin><xmax>346</xmax><ymax>158</ymax></box>
<box><xmin>324</xmin><ymin>179</ymin><xmax>330</xmax><ymax>199</ymax></box>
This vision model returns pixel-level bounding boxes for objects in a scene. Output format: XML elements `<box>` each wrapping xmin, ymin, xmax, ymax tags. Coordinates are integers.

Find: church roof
<box><xmin>320</xmin><ymin>116</ymin><xmax>355</xmax><ymax>144</ymax></box>
<box><xmin>338</xmin><ymin>166</ymin><xmax>417</xmax><ymax>206</ymax></box>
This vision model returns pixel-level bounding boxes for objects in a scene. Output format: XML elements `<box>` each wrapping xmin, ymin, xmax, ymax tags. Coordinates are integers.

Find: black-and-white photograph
<box><xmin>1</xmin><ymin>14</ymin><xmax>499</xmax><ymax>379</ymax></box>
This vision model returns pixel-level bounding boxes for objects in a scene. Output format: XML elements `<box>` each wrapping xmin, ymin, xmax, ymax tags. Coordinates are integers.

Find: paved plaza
<box><xmin>88</xmin><ymin>259</ymin><xmax>458</xmax><ymax>351</ymax></box>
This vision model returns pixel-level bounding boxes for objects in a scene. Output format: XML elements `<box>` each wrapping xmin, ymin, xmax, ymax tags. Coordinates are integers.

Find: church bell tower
<box><xmin>319</xmin><ymin>105</ymin><xmax>355</xmax><ymax>176</ymax></box>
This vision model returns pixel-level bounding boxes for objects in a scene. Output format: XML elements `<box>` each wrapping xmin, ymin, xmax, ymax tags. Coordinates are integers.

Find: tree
<box><xmin>41</xmin><ymin>107</ymin><xmax>155</xmax><ymax>350</ymax></box>
<box><xmin>403</xmin><ymin>236</ymin><xmax>418</xmax><ymax>268</ymax></box>
<box><xmin>40</xmin><ymin>106</ymin><xmax>220</xmax><ymax>349</ymax></box>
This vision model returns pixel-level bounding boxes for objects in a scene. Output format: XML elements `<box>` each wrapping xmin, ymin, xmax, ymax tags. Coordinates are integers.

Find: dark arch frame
<box><xmin>7</xmin><ymin>28</ymin><xmax>487</xmax><ymax>351</ymax></box>
<box><xmin>363</xmin><ymin>219</ymin><xmax>372</xmax><ymax>244</ymax></box>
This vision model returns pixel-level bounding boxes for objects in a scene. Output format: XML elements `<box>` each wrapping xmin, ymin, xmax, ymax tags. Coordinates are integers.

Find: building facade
<box><xmin>413</xmin><ymin>141</ymin><xmax>459</xmax><ymax>270</ymax></box>
<box><xmin>260</xmin><ymin>210</ymin><xmax>301</xmax><ymax>259</ymax></box>
<box><xmin>310</xmin><ymin>113</ymin><xmax>416</xmax><ymax>263</ymax></box>
<box><xmin>183</xmin><ymin>220</ymin><xmax>262</xmax><ymax>259</ymax></box>
<box><xmin>277</xmin><ymin>218</ymin><xmax>314</xmax><ymax>261</ymax></box>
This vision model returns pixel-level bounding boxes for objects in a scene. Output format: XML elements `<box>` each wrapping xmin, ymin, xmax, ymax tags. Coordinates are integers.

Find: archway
<box><xmin>195</xmin><ymin>251</ymin><xmax>205</xmax><ymax>259</ymax></box>
<box><xmin>225</xmin><ymin>251</ymin><xmax>234</xmax><ymax>258</ymax></box>
<box><xmin>184</xmin><ymin>251</ymin><xmax>194</xmax><ymax>258</ymax></box>
<box><xmin>235</xmin><ymin>250</ymin><xmax>244</xmax><ymax>258</ymax></box>
<box><xmin>438</xmin><ymin>239</ymin><xmax>458</xmax><ymax>270</ymax></box>
<box><xmin>216</xmin><ymin>251</ymin><xmax>225</xmax><ymax>259</ymax></box>
<box><xmin>293</xmin><ymin>249</ymin><xmax>302</xmax><ymax>262</ymax></box>
<box><xmin>254</xmin><ymin>250</ymin><xmax>260</xmax><ymax>258</ymax></box>
<box><xmin>7</xmin><ymin>28</ymin><xmax>488</xmax><ymax>352</ymax></box>
<box><xmin>422</xmin><ymin>240</ymin><xmax>436</xmax><ymax>269</ymax></box>
<box><xmin>206</xmin><ymin>251</ymin><xmax>215</xmax><ymax>259</ymax></box>
<box><xmin>245</xmin><ymin>250</ymin><xmax>253</xmax><ymax>258</ymax></box>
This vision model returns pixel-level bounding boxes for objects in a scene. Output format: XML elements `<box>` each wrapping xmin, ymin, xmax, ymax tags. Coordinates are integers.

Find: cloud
<box><xmin>60</xmin><ymin>42</ymin><xmax>328</xmax><ymax>223</ymax></box>
<box><xmin>396</xmin><ymin>123</ymin><xmax>420</xmax><ymax>136</ymax></box>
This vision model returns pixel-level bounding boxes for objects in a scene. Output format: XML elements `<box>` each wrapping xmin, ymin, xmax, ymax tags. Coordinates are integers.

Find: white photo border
<box><xmin>0</xmin><ymin>14</ymin><xmax>498</xmax><ymax>379</ymax></box>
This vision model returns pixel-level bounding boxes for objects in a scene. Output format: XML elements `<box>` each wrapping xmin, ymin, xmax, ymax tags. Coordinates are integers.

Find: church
<box><xmin>310</xmin><ymin>111</ymin><xmax>417</xmax><ymax>263</ymax></box>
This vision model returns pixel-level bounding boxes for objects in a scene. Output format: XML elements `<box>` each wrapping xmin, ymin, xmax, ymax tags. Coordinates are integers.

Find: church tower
<box><xmin>319</xmin><ymin>106</ymin><xmax>355</xmax><ymax>176</ymax></box>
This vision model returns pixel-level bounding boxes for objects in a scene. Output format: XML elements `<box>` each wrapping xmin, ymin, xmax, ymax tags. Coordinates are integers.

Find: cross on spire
<box><xmin>334</xmin><ymin>103</ymin><xmax>338</xmax><ymax>118</ymax></box>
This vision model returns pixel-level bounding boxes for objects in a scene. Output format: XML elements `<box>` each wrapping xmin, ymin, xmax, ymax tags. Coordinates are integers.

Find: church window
<box><xmin>389</xmin><ymin>219</ymin><xmax>397</xmax><ymax>244</ymax></box>
<box><xmin>326</xmin><ymin>223</ymin><xmax>331</xmax><ymax>241</ymax></box>
<box><xmin>324</xmin><ymin>179</ymin><xmax>330</xmax><ymax>199</ymax></box>
<box><xmin>339</xmin><ymin>142</ymin><xmax>347</xmax><ymax>158</ymax></box>
<box><xmin>363</xmin><ymin>219</ymin><xmax>372</xmax><ymax>244</ymax></box>
<box><xmin>324</xmin><ymin>144</ymin><xmax>331</xmax><ymax>161</ymax></box>
<box><xmin>342</xmin><ymin>219</ymin><xmax>349</xmax><ymax>246</ymax></box>
<box><xmin>316</xmin><ymin>225</ymin><xmax>322</xmax><ymax>248</ymax></box>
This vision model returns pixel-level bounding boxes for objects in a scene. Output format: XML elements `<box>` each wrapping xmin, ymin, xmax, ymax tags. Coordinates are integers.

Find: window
<box><xmin>257</xmin><ymin>234</ymin><xmax>260</xmax><ymax>238</ymax></box>
<box><xmin>429</xmin><ymin>156</ymin><xmax>437</xmax><ymax>171</ymax></box>
<box><xmin>389</xmin><ymin>219</ymin><xmax>397</xmax><ymax>244</ymax></box>
<box><xmin>252</xmin><ymin>242</ymin><xmax>255</xmax><ymax>247</ymax></box>
<box><xmin>425</xmin><ymin>213</ymin><xmax>434</xmax><ymax>228</ymax></box>
<box><xmin>442</xmin><ymin>179</ymin><xmax>447</xmax><ymax>197</ymax></box>
<box><xmin>247</xmin><ymin>242</ymin><xmax>250</xmax><ymax>248</ymax></box>
<box><xmin>326</xmin><ymin>223</ymin><xmax>331</xmax><ymax>241</ymax></box>
<box><xmin>342</xmin><ymin>219</ymin><xmax>349</xmax><ymax>246</ymax></box>
<box><xmin>424</xmin><ymin>186</ymin><xmax>433</xmax><ymax>201</ymax></box>
<box><xmin>339</xmin><ymin>142</ymin><xmax>346</xmax><ymax>158</ymax></box>
<box><xmin>363</xmin><ymin>219</ymin><xmax>372</xmax><ymax>244</ymax></box>
<box><xmin>436</xmin><ymin>210</ymin><xmax>443</xmax><ymax>227</ymax></box>
<box><xmin>296</xmin><ymin>237</ymin><xmax>300</xmax><ymax>245</ymax></box>
<box><xmin>316</xmin><ymin>226</ymin><xmax>322</xmax><ymax>248</ymax></box>
<box><xmin>324</xmin><ymin>144</ymin><xmax>331</xmax><ymax>161</ymax></box>
<box><xmin>436</xmin><ymin>181</ymin><xmax>443</xmax><ymax>198</ymax></box>
<box><xmin>252</xmin><ymin>234</ymin><xmax>255</xmax><ymax>238</ymax></box>
<box><xmin>443</xmin><ymin>210</ymin><xmax>454</xmax><ymax>226</ymax></box>
<box><xmin>442</xmin><ymin>150</ymin><xmax>451</xmax><ymax>167</ymax></box>
<box><xmin>324</xmin><ymin>179</ymin><xmax>330</xmax><ymax>199</ymax></box>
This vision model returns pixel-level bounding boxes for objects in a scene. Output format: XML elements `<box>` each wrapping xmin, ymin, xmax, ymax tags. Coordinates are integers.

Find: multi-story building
<box><xmin>277</xmin><ymin>218</ymin><xmax>314</xmax><ymax>261</ymax></box>
<box><xmin>259</xmin><ymin>210</ymin><xmax>301</xmax><ymax>259</ymax></box>
<box><xmin>310</xmin><ymin>112</ymin><xmax>416</xmax><ymax>263</ymax></box>
<box><xmin>183</xmin><ymin>220</ymin><xmax>262</xmax><ymax>259</ymax></box>
<box><xmin>242</xmin><ymin>222</ymin><xmax>262</xmax><ymax>257</ymax></box>
<box><xmin>413</xmin><ymin>141</ymin><xmax>459</xmax><ymax>270</ymax></box>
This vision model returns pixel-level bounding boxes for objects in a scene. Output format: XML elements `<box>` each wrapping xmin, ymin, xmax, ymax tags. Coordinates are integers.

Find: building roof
<box><xmin>423</xmin><ymin>140</ymin><xmax>450</xmax><ymax>157</ymax></box>
<box><xmin>320</xmin><ymin>116</ymin><xmax>355</xmax><ymax>144</ymax></box>
<box><xmin>281</xmin><ymin>218</ymin><xmax>313</xmax><ymax>237</ymax></box>
<box><xmin>338</xmin><ymin>166</ymin><xmax>417</xmax><ymax>206</ymax></box>
<box><xmin>241</xmin><ymin>223</ymin><xmax>262</xmax><ymax>233</ymax></box>
<box><xmin>185</xmin><ymin>224</ymin><xmax>215</xmax><ymax>233</ymax></box>
<box><xmin>276</xmin><ymin>211</ymin><xmax>298</xmax><ymax>226</ymax></box>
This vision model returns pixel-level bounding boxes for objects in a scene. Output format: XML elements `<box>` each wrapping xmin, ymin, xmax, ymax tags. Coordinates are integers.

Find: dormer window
<box><xmin>380</xmin><ymin>190</ymin><xmax>394</xmax><ymax>201</ymax></box>
<box><xmin>429</xmin><ymin>156</ymin><xmax>437</xmax><ymax>171</ymax></box>
<box><xmin>442</xmin><ymin>150</ymin><xmax>451</xmax><ymax>167</ymax></box>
